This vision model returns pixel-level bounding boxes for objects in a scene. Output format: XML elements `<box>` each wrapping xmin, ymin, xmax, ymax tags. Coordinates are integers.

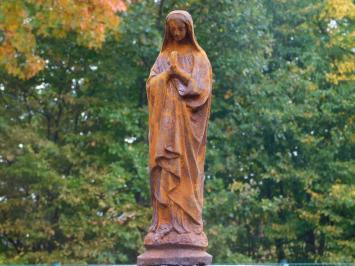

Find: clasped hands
<box><xmin>166</xmin><ymin>51</ymin><xmax>191</xmax><ymax>85</ymax></box>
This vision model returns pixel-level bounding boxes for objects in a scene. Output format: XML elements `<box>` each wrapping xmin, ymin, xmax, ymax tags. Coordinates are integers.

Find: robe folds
<box><xmin>146</xmin><ymin>51</ymin><xmax>212</xmax><ymax>234</ymax></box>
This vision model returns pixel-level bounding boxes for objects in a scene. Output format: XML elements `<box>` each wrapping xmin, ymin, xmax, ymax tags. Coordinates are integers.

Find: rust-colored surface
<box><xmin>137</xmin><ymin>247</ymin><xmax>212</xmax><ymax>266</ymax></box>
<box><xmin>137</xmin><ymin>10</ymin><xmax>213</xmax><ymax>265</ymax></box>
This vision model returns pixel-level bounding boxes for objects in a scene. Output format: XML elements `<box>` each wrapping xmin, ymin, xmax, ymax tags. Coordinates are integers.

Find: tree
<box><xmin>0</xmin><ymin>0</ymin><xmax>126</xmax><ymax>79</ymax></box>
<box><xmin>0</xmin><ymin>0</ymin><xmax>354</xmax><ymax>263</ymax></box>
<box><xmin>322</xmin><ymin>0</ymin><xmax>355</xmax><ymax>84</ymax></box>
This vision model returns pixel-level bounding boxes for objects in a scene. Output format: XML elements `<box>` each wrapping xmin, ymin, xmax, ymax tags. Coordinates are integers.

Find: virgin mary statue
<box><xmin>144</xmin><ymin>10</ymin><xmax>212</xmax><ymax>248</ymax></box>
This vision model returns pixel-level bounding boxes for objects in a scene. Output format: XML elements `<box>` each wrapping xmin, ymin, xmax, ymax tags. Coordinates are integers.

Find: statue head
<box><xmin>167</xmin><ymin>16</ymin><xmax>187</xmax><ymax>43</ymax></box>
<box><xmin>161</xmin><ymin>10</ymin><xmax>203</xmax><ymax>53</ymax></box>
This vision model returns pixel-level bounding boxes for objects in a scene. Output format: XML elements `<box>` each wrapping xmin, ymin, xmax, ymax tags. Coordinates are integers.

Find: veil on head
<box><xmin>161</xmin><ymin>10</ymin><xmax>204</xmax><ymax>54</ymax></box>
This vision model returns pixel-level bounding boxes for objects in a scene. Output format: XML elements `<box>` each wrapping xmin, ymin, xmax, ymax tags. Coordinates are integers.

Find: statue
<box><xmin>137</xmin><ymin>10</ymin><xmax>213</xmax><ymax>265</ymax></box>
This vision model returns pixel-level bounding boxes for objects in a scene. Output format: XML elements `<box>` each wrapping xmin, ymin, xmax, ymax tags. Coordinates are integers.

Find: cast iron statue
<box><xmin>138</xmin><ymin>10</ymin><xmax>212</xmax><ymax>265</ymax></box>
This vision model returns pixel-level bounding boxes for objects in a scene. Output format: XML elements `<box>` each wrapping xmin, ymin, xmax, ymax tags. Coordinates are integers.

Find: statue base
<box><xmin>144</xmin><ymin>230</ymin><xmax>208</xmax><ymax>248</ymax></box>
<box><xmin>137</xmin><ymin>246</ymin><xmax>212</xmax><ymax>266</ymax></box>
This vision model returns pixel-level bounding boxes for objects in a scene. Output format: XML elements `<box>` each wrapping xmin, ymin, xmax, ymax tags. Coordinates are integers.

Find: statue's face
<box><xmin>168</xmin><ymin>18</ymin><xmax>187</xmax><ymax>42</ymax></box>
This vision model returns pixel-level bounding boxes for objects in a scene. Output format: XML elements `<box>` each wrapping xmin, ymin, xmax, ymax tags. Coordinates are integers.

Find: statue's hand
<box><xmin>169</xmin><ymin>51</ymin><xmax>179</xmax><ymax>74</ymax></box>
<box><xmin>169</xmin><ymin>51</ymin><xmax>178</xmax><ymax>66</ymax></box>
<box><xmin>167</xmin><ymin>51</ymin><xmax>191</xmax><ymax>85</ymax></box>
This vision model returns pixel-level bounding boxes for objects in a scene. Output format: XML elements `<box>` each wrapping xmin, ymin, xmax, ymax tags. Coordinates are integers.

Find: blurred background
<box><xmin>0</xmin><ymin>0</ymin><xmax>354</xmax><ymax>264</ymax></box>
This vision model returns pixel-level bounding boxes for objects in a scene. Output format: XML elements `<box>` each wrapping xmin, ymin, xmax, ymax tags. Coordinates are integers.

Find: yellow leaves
<box><xmin>24</xmin><ymin>55</ymin><xmax>46</xmax><ymax>79</ymax></box>
<box><xmin>289</xmin><ymin>65</ymin><xmax>303</xmax><ymax>74</ymax></box>
<box><xmin>0</xmin><ymin>0</ymin><xmax>126</xmax><ymax>79</ymax></box>
<box><xmin>0</xmin><ymin>1</ymin><xmax>27</xmax><ymax>29</ymax></box>
<box><xmin>223</xmin><ymin>89</ymin><xmax>233</xmax><ymax>99</ymax></box>
<box><xmin>330</xmin><ymin>184</ymin><xmax>355</xmax><ymax>200</ymax></box>
<box><xmin>0</xmin><ymin>1</ymin><xmax>39</xmax><ymax>79</ymax></box>
<box><xmin>229</xmin><ymin>180</ymin><xmax>244</xmax><ymax>192</ymax></box>
<box><xmin>326</xmin><ymin>55</ymin><xmax>355</xmax><ymax>84</ymax></box>
<box><xmin>334</xmin><ymin>57</ymin><xmax>355</xmax><ymax>75</ymax></box>
<box><xmin>321</xmin><ymin>1</ymin><xmax>355</xmax><ymax>84</ymax></box>
<box><xmin>322</xmin><ymin>225</ymin><xmax>343</xmax><ymax>236</ymax></box>
<box><xmin>307</xmin><ymin>83</ymin><xmax>318</xmax><ymax>91</ymax></box>
<box><xmin>303</xmin><ymin>112</ymin><xmax>315</xmax><ymax>118</ymax></box>
<box><xmin>270</xmin><ymin>223</ymin><xmax>297</xmax><ymax>238</ymax></box>
<box><xmin>33</xmin><ymin>0</ymin><xmax>121</xmax><ymax>48</ymax></box>
<box><xmin>0</xmin><ymin>42</ymin><xmax>45</xmax><ymax>79</ymax></box>
<box><xmin>324</xmin><ymin>0</ymin><xmax>355</xmax><ymax>20</ymax></box>
<box><xmin>327</xmin><ymin>30</ymin><xmax>354</xmax><ymax>49</ymax></box>
<box><xmin>351</xmin><ymin>132</ymin><xmax>355</xmax><ymax>143</ymax></box>
<box><xmin>208</xmin><ymin>226</ymin><xmax>220</xmax><ymax>236</ymax></box>
<box><xmin>330</xmin><ymin>184</ymin><xmax>343</xmax><ymax>196</ymax></box>
<box><xmin>307</xmin><ymin>189</ymin><xmax>323</xmax><ymax>201</ymax></box>
<box><xmin>106</xmin><ymin>0</ymin><xmax>127</xmax><ymax>12</ymax></box>
<box><xmin>301</xmin><ymin>134</ymin><xmax>317</xmax><ymax>144</ymax></box>
<box><xmin>298</xmin><ymin>210</ymin><xmax>320</xmax><ymax>224</ymax></box>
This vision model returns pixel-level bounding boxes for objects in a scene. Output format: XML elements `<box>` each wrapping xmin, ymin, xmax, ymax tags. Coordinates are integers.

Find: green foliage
<box><xmin>0</xmin><ymin>0</ymin><xmax>354</xmax><ymax>263</ymax></box>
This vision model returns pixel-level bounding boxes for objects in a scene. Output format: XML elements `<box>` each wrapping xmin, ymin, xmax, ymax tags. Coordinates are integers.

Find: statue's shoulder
<box><xmin>194</xmin><ymin>50</ymin><xmax>211</xmax><ymax>69</ymax></box>
<box><xmin>152</xmin><ymin>52</ymin><xmax>169</xmax><ymax>69</ymax></box>
<box><xmin>158</xmin><ymin>51</ymin><xmax>169</xmax><ymax>59</ymax></box>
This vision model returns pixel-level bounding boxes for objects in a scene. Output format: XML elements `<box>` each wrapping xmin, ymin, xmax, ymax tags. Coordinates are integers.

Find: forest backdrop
<box><xmin>0</xmin><ymin>0</ymin><xmax>354</xmax><ymax>264</ymax></box>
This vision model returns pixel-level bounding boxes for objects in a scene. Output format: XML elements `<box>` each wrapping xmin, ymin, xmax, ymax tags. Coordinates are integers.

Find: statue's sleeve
<box><xmin>179</xmin><ymin>54</ymin><xmax>212</xmax><ymax>108</ymax></box>
<box><xmin>147</xmin><ymin>57</ymin><xmax>161</xmax><ymax>86</ymax></box>
<box><xmin>146</xmin><ymin>56</ymin><xmax>168</xmax><ymax>148</ymax></box>
<box><xmin>146</xmin><ymin>56</ymin><xmax>169</xmax><ymax>97</ymax></box>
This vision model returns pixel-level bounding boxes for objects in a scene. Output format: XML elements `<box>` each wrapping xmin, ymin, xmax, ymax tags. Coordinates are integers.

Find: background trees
<box><xmin>0</xmin><ymin>0</ymin><xmax>354</xmax><ymax>263</ymax></box>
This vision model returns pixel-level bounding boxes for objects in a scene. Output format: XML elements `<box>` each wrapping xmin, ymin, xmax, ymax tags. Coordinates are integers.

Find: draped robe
<box><xmin>146</xmin><ymin>51</ymin><xmax>212</xmax><ymax>235</ymax></box>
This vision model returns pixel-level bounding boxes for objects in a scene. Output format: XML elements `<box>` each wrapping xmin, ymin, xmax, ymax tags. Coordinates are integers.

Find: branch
<box><xmin>156</xmin><ymin>0</ymin><xmax>166</xmax><ymax>30</ymax></box>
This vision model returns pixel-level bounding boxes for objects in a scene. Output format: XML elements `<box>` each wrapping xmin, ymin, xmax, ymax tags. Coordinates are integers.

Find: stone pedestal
<box><xmin>137</xmin><ymin>246</ymin><xmax>212</xmax><ymax>266</ymax></box>
<box><xmin>137</xmin><ymin>228</ymin><xmax>212</xmax><ymax>265</ymax></box>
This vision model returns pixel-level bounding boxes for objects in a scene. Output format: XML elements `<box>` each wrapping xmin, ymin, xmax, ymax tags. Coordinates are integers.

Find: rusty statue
<box><xmin>138</xmin><ymin>10</ymin><xmax>213</xmax><ymax>265</ymax></box>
